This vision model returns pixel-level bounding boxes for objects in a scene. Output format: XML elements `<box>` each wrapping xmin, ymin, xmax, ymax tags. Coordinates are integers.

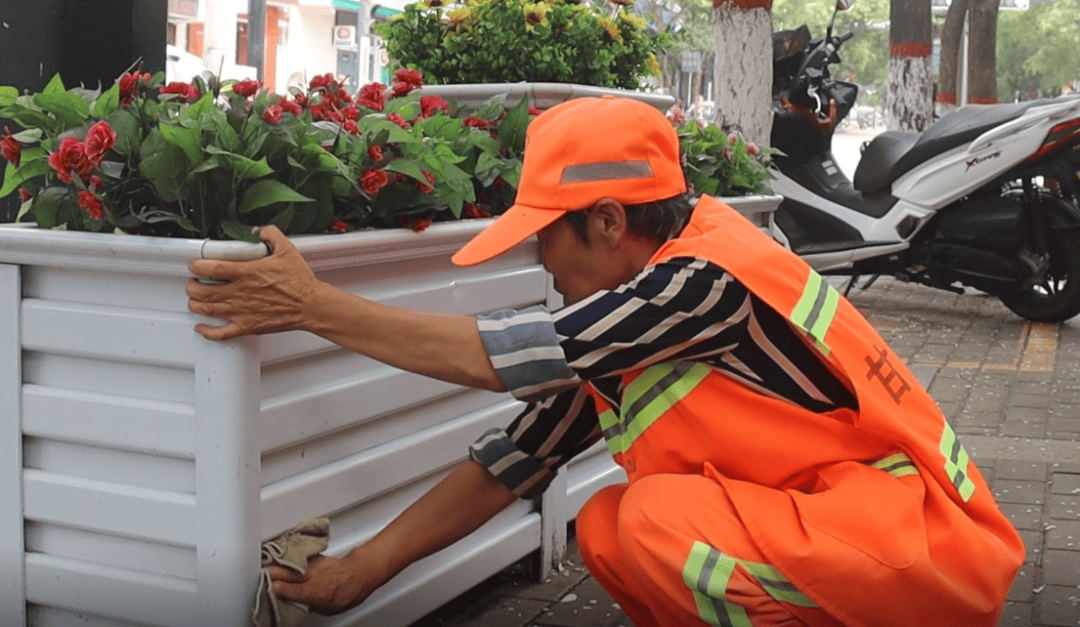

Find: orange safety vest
<box><xmin>584</xmin><ymin>196</ymin><xmax>1024</xmax><ymax>627</ymax></box>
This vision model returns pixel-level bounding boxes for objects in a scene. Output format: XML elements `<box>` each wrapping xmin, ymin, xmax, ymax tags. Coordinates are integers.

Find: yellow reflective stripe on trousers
<box><xmin>790</xmin><ymin>270</ymin><xmax>839</xmax><ymax>356</ymax></box>
<box><xmin>682</xmin><ymin>541</ymin><xmax>817</xmax><ymax>627</ymax></box>
<box><xmin>871</xmin><ymin>452</ymin><xmax>920</xmax><ymax>478</ymax></box>
<box><xmin>604</xmin><ymin>362</ymin><xmax>712</xmax><ymax>455</ymax></box>
<box><xmin>939</xmin><ymin>422</ymin><xmax>976</xmax><ymax>501</ymax></box>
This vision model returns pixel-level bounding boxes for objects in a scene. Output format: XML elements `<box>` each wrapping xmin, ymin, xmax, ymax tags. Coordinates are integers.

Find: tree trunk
<box><xmin>886</xmin><ymin>0</ymin><xmax>933</xmax><ymax>132</ymax></box>
<box><xmin>968</xmin><ymin>0</ymin><xmax>999</xmax><ymax>104</ymax></box>
<box><xmin>711</xmin><ymin>0</ymin><xmax>773</xmax><ymax>145</ymax></box>
<box><xmin>937</xmin><ymin>0</ymin><xmax>968</xmax><ymax>116</ymax></box>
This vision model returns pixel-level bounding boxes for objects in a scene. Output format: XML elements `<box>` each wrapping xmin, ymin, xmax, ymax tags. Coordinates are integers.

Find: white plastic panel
<box><xmin>0</xmin><ymin>264</ymin><xmax>24</xmax><ymax>627</ymax></box>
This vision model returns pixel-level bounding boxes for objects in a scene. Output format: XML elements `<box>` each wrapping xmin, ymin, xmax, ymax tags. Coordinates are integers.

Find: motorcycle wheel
<box><xmin>998</xmin><ymin>225</ymin><xmax>1080</xmax><ymax>322</ymax></box>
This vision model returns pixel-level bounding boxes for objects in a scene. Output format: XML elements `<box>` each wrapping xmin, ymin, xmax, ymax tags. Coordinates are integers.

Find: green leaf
<box><xmin>384</xmin><ymin>158</ymin><xmax>428</xmax><ymax>183</ymax></box>
<box><xmin>105</xmin><ymin>109</ymin><xmax>141</xmax><ymax>155</ymax></box>
<box><xmin>16</xmin><ymin>198</ymin><xmax>33</xmax><ymax>221</ymax></box>
<box><xmin>160</xmin><ymin>124</ymin><xmax>203</xmax><ymax>166</ymax></box>
<box><xmin>204</xmin><ymin>146</ymin><xmax>275</xmax><ymax>179</ymax></box>
<box><xmin>239</xmin><ymin>179</ymin><xmax>313</xmax><ymax>213</ymax></box>
<box><xmin>221</xmin><ymin>219</ymin><xmax>261</xmax><ymax>242</ymax></box>
<box><xmin>0</xmin><ymin>159</ymin><xmax>52</xmax><ymax>199</ymax></box>
<box><xmin>42</xmin><ymin>73</ymin><xmax>65</xmax><ymax>95</ymax></box>
<box><xmin>92</xmin><ymin>83</ymin><xmax>121</xmax><ymax>118</ymax></box>
<box><xmin>421</xmin><ymin>116</ymin><xmax>463</xmax><ymax>140</ymax></box>
<box><xmin>139</xmin><ymin>130</ymin><xmax>186</xmax><ymax>202</ymax></box>
<box><xmin>497</xmin><ymin>96</ymin><xmax>531</xmax><ymax>155</ymax></box>
<box><xmin>11</xmin><ymin>128</ymin><xmax>43</xmax><ymax>143</ymax></box>
<box><xmin>269</xmin><ymin>205</ymin><xmax>296</xmax><ymax>231</ymax></box>
<box><xmin>0</xmin><ymin>86</ymin><xmax>18</xmax><ymax>107</ymax></box>
<box><xmin>27</xmin><ymin>186</ymin><xmax>69</xmax><ymax>229</ymax></box>
<box><xmin>98</xmin><ymin>161</ymin><xmax>125</xmax><ymax>179</ymax></box>
<box><xmin>473</xmin><ymin>93</ymin><xmax>509</xmax><ymax>121</ymax></box>
<box><xmin>33</xmin><ymin>91</ymin><xmax>90</xmax><ymax>127</ymax></box>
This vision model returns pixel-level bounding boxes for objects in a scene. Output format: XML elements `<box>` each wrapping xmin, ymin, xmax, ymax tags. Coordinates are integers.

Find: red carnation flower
<box><xmin>342</xmin><ymin>106</ymin><xmax>361</xmax><ymax>121</ymax></box>
<box><xmin>342</xmin><ymin>119</ymin><xmax>360</xmax><ymax>135</ymax></box>
<box><xmin>160</xmin><ymin>81</ymin><xmax>200</xmax><ymax>103</ymax></box>
<box><xmin>330</xmin><ymin>219</ymin><xmax>349</xmax><ymax>233</ymax></box>
<box><xmin>0</xmin><ymin>129</ymin><xmax>21</xmax><ymax>168</ymax></box>
<box><xmin>368</xmin><ymin>146</ymin><xmax>384</xmax><ymax>161</ymax></box>
<box><xmin>17</xmin><ymin>187</ymin><xmax>32</xmax><ymax>202</ymax></box>
<box><xmin>463</xmin><ymin>203</ymin><xmax>491</xmax><ymax>219</ymax></box>
<box><xmin>463</xmin><ymin>116</ymin><xmax>493</xmax><ymax>129</ymax></box>
<box><xmin>118</xmin><ymin>71</ymin><xmax>150</xmax><ymax>106</ymax></box>
<box><xmin>48</xmin><ymin>137</ymin><xmax>93</xmax><ymax>184</ymax></box>
<box><xmin>356</xmin><ymin>83</ymin><xmax>387</xmax><ymax>112</ymax></box>
<box><xmin>387</xmin><ymin>113</ymin><xmax>410</xmax><ymax>129</ymax></box>
<box><xmin>309</xmin><ymin>73</ymin><xmax>336</xmax><ymax>91</ymax></box>
<box><xmin>262</xmin><ymin>104</ymin><xmax>284</xmax><ymax>125</ymax></box>
<box><xmin>77</xmin><ymin>191</ymin><xmax>105</xmax><ymax>220</ymax></box>
<box><xmin>84</xmin><ymin>121</ymin><xmax>116</xmax><ymax>165</ymax></box>
<box><xmin>281</xmin><ymin>100</ymin><xmax>303</xmax><ymax>117</ymax></box>
<box><xmin>404</xmin><ymin>216</ymin><xmax>432</xmax><ymax>232</ymax></box>
<box><xmin>293</xmin><ymin>93</ymin><xmax>309</xmax><ymax>107</ymax></box>
<box><xmin>90</xmin><ymin>175</ymin><xmax>104</xmax><ymax>190</ymax></box>
<box><xmin>415</xmin><ymin>170</ymin><xmax>435</xmax><ymax>194</ymax></box>
<box><xmin>391</xmin><ymin>69</ymin><xmax>424</xmax><ymax>98</ymax></box>
<box><xmin>360</xmin><ymin>169</ymin><xmax>390</xmax><ymax>195</ymax></box>
<box><xmin>419</xmin><ymin>95</ymin><xmax>449</xmax><ymax>118</ymax></box>
<box><xmin>528</xmin><ymin>106</ymin><xmax>542</xmax><ymax>116</ymax></box>
<box><xmin>233</xmin><ymin>79</ymin><xmax>261</xmax><ymax>98</ymax></box>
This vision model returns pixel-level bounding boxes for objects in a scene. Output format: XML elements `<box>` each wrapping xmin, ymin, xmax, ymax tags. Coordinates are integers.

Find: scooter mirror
<box><xmin>836</xmin><ymin>0</ymin><xmax>854</xmax><ymax>10</ymax></box>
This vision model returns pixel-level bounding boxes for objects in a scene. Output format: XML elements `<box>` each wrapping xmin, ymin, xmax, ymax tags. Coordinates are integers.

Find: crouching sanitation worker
<box><xmin>187</xmin><ymin>97</ymin><xmax>1023</xmax><ymax>627</ymax></box>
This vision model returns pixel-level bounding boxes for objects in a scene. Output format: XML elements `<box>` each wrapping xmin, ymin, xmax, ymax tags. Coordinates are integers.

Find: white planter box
<box><xmin>416</xmin><ymin>82</ymin><xmax>675</xmax><ymax>113</ymax></box>
<box><xmin>0</xmin><ymin>195</ymin><xmax>777</xmax><ymax>627</ymax></box>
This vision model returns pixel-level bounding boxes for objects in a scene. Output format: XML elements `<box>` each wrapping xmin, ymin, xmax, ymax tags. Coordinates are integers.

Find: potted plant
<box><xmin>377</xmin><ymin>0</ymin><xmax>677</xmax><ymax>112</ymax></box>
<box><xmin>0</xmin><ymin>69</ymin><xmax>562</xmax><ymax>627</ymax></box>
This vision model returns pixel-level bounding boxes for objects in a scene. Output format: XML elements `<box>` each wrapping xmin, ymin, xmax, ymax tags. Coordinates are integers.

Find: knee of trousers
<box><xmin>576</xmin><ymin>483</ymin><xmax>628</xmax><ymax>573</ymax></box>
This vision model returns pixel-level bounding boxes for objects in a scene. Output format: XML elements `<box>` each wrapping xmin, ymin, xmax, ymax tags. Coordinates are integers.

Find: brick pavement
<box><xmin>408</xmin><ymin>277</ymin><xmax>1080</xmax><ymax>627</ymax></box>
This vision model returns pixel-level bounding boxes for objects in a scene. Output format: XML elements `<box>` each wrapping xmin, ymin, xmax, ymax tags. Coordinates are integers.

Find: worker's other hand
<box><xmin>186</xmin><ymin>225</ymin><xmax>322</xmax><ymax>341</ymax></box>
<box><xmin>267</xmin><ymin>554</ymin><xmax>375</xmax><ymax>615</ymax></box>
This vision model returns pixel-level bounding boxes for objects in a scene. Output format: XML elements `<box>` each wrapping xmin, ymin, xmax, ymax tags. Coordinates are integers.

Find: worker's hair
<box><xmin>562</xmin><ymin>192</ymin><xmax>695</xmax><ymax>246</ymax></box>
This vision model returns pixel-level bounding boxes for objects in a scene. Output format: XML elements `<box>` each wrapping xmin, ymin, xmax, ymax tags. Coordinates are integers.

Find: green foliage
<box><xmin>773</xmin><ymin>0</ymin><xmax>890</xmax><ymax>86</ymax></box>
<box><xmin>0</xmin><ymin>70</ymin><xmax>532</xmax><ymax>240</ymax></box>
<box><xmin>996</xmin><ymin>1</ymin><xmax>1080</xmax><ymax>101</ymax></box>
<box><xmin>376</xmin><ymin>0</ymin><xmax>672</xmax><ymax>88</ymax></box>
<box><xmin>677</xmin><ymin>120</ymin><xmax>781</xmax><ymax>197</ymax></box>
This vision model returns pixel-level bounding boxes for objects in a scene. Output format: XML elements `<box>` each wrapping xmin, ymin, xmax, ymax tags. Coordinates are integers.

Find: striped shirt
<box><xmin>469</xmin><ymin>256</ymin><xmax>857</xmax><ymax>498</ymax></box>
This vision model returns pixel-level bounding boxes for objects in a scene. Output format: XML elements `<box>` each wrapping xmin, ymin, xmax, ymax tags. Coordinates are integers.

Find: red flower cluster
<box><xmin>416</xmin><ymin>170</ymin><xmax>435</xmax><ymax>193</ymax></box>
<box><xmin>160</xmin><ymin>81</ymin><xmax>201</xmax><ymax>103</ymax></box>
<box><xmin>356</xmin><ymin>83</ymin><xmax>387</xmax><ymax>112</ymax></box>
<box><xmin>391</xmin><ymin>69</ymin><xmax>423</xmax><ymax>98</ymax></box>
<box><xmin>77</xmin><ymin>190</ymin><xmax>105</xmax><ymax>220</ymax></box>
<box><xmin>263</xmin><ymin>105</ymin><xmax>283</xmax><ymax>125</ymax></box>
<box><xmin>387</xmin><ymin>113</ymin><xmax>410</xmax><ymax>130</ymax></box>
<box><xmin>232</xmin><ymin>79</ymin><xmax>262</xmax><ymax>98</ymax></box>
<box><xmin>463</xmin><ymin>116</ymin><xmax>493</xmax><ymax>130</ymax></box>
<box><xmin>463</xmin><ymin>203</ymin><xmax>491</xmax><ymax>219</ymax></box>
<box><xmin>419</xmin><ymin>96</ymin><xmax>450</xmax><ymax>119</ymax></box>
<box><xmin>1</xmin><ymin>127</ymin><xmax>21</xmax><ymax>168</ymax></box>
<box><xmin>47</xmin><ymin>120</ymin><xmax>115</xmax><ymax>184</ymax></box>
<box><xmin>399</xmin><ymin>215</ymin><xmax>433</xmax><ymax>232</ymax></box>
<box><xmin>330</xmin><ymin>218</ymin><xmax>349</xmax><ymax>233</ymax></box>
<box><xmin>119</xmin><ymin>71</ymin><xmax>152</xmax><ymax>107</ymax></box>
<box><xmin>360</xmin><ymin>169</ymin><xmax>390</xmax><ymax>195</ymax></box>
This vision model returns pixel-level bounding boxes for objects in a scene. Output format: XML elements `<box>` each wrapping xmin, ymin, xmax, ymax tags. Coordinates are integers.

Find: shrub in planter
<box><xmin>673</xmin><ymin>116</ymin><xmax>782</xmax><ymax>198</ymax></box>
<box><xmin>0</xmin><ymin>68</ymin><xmax>531</xmax><ymax>241</ymax></box>
<box><xmin>376</xmin><ymin>0</ymin><xmax>672</xmax><ymax>89</ymax></box>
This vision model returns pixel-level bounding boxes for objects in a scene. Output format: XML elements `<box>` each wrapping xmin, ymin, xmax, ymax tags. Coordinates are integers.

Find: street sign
<box><xmin>681</xmin><ymin>51</ymin><xmax>701</xmax><ymax>73</ymax></box>
<box><xmin>333</xmin><ymin>24</ymin><xmax>356</xmax><ymax>48</ymax></box>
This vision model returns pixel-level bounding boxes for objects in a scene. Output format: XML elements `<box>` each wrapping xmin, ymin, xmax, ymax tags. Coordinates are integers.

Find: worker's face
<box><xmin>536</xmin><ymin>208</ymin><xmax>622</xmax><ymax>306</ymax></box>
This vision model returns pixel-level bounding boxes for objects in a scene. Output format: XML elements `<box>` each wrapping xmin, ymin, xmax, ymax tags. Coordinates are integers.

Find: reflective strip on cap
<box><xmin>560</xmin><ymin>160</ymin><xmax>655</xmax><ymax>184</ymax></box>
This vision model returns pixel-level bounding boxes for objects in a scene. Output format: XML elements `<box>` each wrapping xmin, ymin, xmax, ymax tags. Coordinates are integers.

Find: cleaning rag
<box><xmin>252</xmin><ymin>518</ymin><xmax>331</xmax><ymax>627</ymax></box>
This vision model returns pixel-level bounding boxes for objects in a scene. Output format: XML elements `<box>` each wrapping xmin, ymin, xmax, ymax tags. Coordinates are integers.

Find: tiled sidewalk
<box><xmin>408</xmin><ymin>277</ymin><xmax>1080</xmax><ymax>627</ymax></box>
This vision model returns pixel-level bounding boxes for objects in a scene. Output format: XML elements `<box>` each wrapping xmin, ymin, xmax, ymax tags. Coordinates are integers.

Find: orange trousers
<box><xmin>576</xmin><ymin>475</ymin><xmax>848</xmax><ymax>627</ymax></box>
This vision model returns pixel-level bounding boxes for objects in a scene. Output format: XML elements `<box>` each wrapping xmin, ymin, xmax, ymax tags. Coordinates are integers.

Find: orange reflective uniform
<box><xmin>577</xmin><ymin>196</ymin><xmax>1024</xmax><ymax>627</ymax></box>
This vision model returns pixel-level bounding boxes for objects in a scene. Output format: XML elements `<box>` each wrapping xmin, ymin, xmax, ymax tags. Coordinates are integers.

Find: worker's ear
<box><xmin>588</xmin><ymin>198</ymin><xmax>628</xmax><ymax>249</ymax></box>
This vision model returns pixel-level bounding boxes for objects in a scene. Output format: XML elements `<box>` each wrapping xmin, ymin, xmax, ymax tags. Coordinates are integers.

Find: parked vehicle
<box><xmin>769</xmin><ymin>0</ymin><xmax>1080</xmax><ymax>322</ymax></box>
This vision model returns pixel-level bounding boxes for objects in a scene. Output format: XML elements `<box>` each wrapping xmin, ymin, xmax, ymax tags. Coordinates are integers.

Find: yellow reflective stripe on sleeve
<box><xmin>871</xmin><ymin>452</ymin><xmax>921</xmax><ymax>479</ymax></box>
<box><xmin>939</xmin><ymin>422</ymin><xmax>976</xmax><ymax>502</ymax></box>
<box><xmin>604</xmin><ymin>362</ymin><xmax>712</xmax><ymax>455</ymax></box>
<box><xmin>598</xmin><ymin>408</ymin><xmax>623</xmax><ymax>456</ymax></box>
<box><xmin>682</xmin><ymin>541</ymin><xmax>817</xmax><ymax>627</ymax></box>
<box><xmin>790</xmin><ymin>270</ymin><xmax>839</xmax><ymax>356</ymax></box>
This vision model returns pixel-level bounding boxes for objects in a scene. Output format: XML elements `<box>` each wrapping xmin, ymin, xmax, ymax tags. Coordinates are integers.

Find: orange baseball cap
<box><xmin>451</xmin><ymin>96</ymin><xmax>687</xmax><ymax>267</ymax></box>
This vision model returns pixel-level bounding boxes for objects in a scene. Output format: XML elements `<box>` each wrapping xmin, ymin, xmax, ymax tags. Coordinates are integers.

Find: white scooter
<box><xmin>770</xmin><ymin>1</ymin><xmax>1080</xmax><ymax>322</ymax></box>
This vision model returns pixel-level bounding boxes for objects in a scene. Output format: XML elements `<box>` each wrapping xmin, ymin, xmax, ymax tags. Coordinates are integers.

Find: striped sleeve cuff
<box><xmin>477</xmin><ymin>305</ymin><xmax>582</xmax><ymax>402</ymax></box>
<box><xmin>469</xmin><ymin>428</ymin><xmax>557</xmax><ymax>499</ymax></box>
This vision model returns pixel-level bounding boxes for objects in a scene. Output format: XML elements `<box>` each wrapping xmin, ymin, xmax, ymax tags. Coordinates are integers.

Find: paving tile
<box><xmin>1009</xmin><ymin>561</ymin><xmax>1038</xmax><ymax>602</ymax></box>
<box><xmin>532</xmin><ymin>579</ymin><xmax>632</xmax><ymax>627</ymax></box>
<box><xmin>999</xmin><ymin>460</ymin><xmax>1050</xmax><ymax>482</ymax></box>
<box><xmin>1049</xmin><ymin>496</ymin><xmax>1080</xmax><ymax>520</ymax></box>
<box><xmin>1053</xmin><ymin>474</ymin><xmax>1080</xmax><ymax>496</ymax></box>
<box><xmin>1012</xmin><ymin>395</ymin><xmax>1054</xmax><ymax>409</ymax></box>
<box><xmin>433</xmin><ymin>595</ymin><xmax>550</xmax><ymax>627</ymax></box>
<box><xmin>999</xmin><ymin>600</ymin><xmax>1035</xmax><ymax>627</ymax></box>
<box><xmin>1001</xmin><ymin>502</ymin><xmax>1045</xmax><ymax>531</ymax></box>
<box><xmin>1042</xmin><ymin>550</ymin><xmax>1080</xmax><ymax>586</ymax></box>
<box><xmin>1037</xmin><ymin>585</ymin><xmax>1080</xmax><ymax>627</ymax></box>
<box><xmin>1046</xmin><ymin>520</ymin><xmax>1080</xmax><ymax>551</ymax></box>
<box><xmin>995</xmin><ymin>480</ymin><xmax>1048</xmax><ymax>506</ymax></box>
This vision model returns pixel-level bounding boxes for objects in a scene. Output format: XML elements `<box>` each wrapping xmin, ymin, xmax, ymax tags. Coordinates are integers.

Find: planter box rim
<box><xmin>416</xmin><ymin>82</ymin><xmax>675</xmax><ymax>113</ymax></box>
<box><xmin>0</xmin><ymin>218</ymin><xmax>497</xmax><ymax>276</ymax></box>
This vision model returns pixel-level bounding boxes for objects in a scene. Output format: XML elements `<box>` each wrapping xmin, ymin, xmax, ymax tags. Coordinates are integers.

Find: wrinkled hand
<box><xmin>268</xmin><ymin>553</ymin><xmax>378</xmax><ymax>616</ymax></box>
<box><xmin>186</xmin><ymin>226</ymin><xmax>322</xmax><ymax>341</ymax></box>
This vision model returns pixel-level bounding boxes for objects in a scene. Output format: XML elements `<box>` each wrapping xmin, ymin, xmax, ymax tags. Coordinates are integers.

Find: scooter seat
<box><xmin>853</xmin><ymin>100</ymin><xmax>1049</xmax><ymax>195</ymax></box>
